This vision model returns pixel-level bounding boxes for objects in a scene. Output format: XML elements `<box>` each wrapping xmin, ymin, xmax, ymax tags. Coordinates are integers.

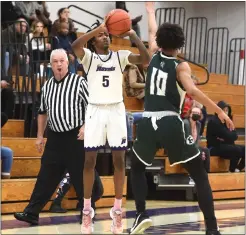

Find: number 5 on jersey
<box><xmin>102</xmin><ymin>75</ymin><xmax>109</xmax><ymax>87</ymax></box>
<box><xmin>150</xmin><ymin>67</ymin><xmax>168</xmax><ymax>96</ymax></box>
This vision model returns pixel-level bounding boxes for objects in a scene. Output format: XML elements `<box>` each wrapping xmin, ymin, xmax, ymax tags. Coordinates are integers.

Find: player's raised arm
<box><xmin>177</xmin><ymin>62</ymin><xmax>234</xmax><ymax>131</ymax></box>
<box><xmin>119</xmin><ymin>29</ymin><xmax>150</xmax><ymax>65</ymax></box>
<box><xmin>71</xmin><ymin>22</ymin><xmax>108</xmax><ymax>60</ymax></box>
<box><xmin>145</xmin><ymin>2</ymin><xmax>159</xmax><ymax>57</ymax></box>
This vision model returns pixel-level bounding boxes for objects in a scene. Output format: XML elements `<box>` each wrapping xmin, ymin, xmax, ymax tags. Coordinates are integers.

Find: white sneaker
<box><xmin>189</xmin><ymin>177</ymin><xmax>195</xmax><ymax>185</ymax></box>
<box><xmin>81</xmin><ymin>208</ymin><xmax>95</xmax><ymax>234</ymax></box>
<box><xmin>110</xmin><ymin>207</ymin><xmax>123</xmax><ymax>234</ymax></box>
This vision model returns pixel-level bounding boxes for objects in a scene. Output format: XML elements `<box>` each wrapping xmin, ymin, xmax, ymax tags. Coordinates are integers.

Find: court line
<box><xmin>1</xmin><ymin>202</ymin><xmax>244</xmax><ymax>230</ymax></box>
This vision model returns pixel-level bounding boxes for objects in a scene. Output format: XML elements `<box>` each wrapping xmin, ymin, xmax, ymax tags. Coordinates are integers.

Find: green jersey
<box><xmin>144</xmin><ymin>51</ymin><xmax>186</xmax><ymax>114</ymax></box>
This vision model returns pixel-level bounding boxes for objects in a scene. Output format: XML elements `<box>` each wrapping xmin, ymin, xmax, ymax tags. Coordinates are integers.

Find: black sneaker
<box><xmin>129</xmin><ymin>212</ymin><xmax>152</xmax><ymax>234</ymax></box>
<box><xmin>206</xmin><ymin>229</ymin><xmax>221</xmax><ymax>235</ymax></box>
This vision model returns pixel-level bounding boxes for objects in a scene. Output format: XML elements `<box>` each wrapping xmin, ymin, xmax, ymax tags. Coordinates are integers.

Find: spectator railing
<box><xmin>1</xmin><ymin>21</ymin><xmax>31</xmax><ymax>129</ymax></box>
<box><xmin>155</xmin><ymin>7</ymin><xmax>186</xmax><ymax>30</ymax></box>
<box><xmin>178</xmin><ymin>55</ymin><xmax>210</xmax><ymax>85</ymax></box>
<box><xmin>184</xmin><ymin>17</ymin><xmax>208</xmax><ymax>64</ymax></box>
<box><xmin>68</xmin><ymin>5</ymin><xmax>103</xmax><ymax>31</ymax></box>
<box><xmin>71</xmin><ymin>19</ymin><xmax>91</xmax><ymax>30</ymax></box>
<box><xmin>228</xmin><ymin>38</ymin><xmax>245</xmax><ymax>85</ymax></box>
<box><xmin>205</xmin><ymin>27</ymin><xmax>229</xmax><ymax>74</ymax></box>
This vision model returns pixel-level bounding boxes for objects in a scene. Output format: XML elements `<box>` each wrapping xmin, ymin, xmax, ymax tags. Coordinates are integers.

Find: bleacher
<box><xmin>1</xmin><ymin>27</ymin><xmax>245</xmax><ymax>214</ymax></box>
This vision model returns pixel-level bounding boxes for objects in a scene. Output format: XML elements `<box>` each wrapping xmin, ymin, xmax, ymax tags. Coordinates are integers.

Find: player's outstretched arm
<box><xmin>146</xmin><ymin>2</ymin><xmax>159</xmax><ymax>57</ymax></box>
<box><xmin>177</xmin><ymin>62</ymin><xmax>235</xmax><ymax>131</ymax></box>
<box><xmin>71</xmin><ymin>22</ymin><xmax>107</xmax><ymax>59</ymax></box>
<box><xmin>119</xmin><ymin>30</ymin><xmax>150</xmax><ymax>65</ymax></box>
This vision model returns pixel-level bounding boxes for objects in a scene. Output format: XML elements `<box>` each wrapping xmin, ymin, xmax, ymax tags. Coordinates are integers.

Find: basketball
<box><xmin>106</xmin><ymin>9</ymin><xmax>131</xmax><ymax>36</ymax></box>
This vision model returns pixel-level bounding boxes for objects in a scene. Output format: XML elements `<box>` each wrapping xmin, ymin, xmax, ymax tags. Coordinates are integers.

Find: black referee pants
<box><xmin>24</xmin><ymin>127</ymin><xmax>86</xmax><ymax>216</ymax></box>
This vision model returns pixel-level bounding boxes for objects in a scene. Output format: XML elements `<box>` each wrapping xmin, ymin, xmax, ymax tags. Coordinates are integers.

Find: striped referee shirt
<box><xmin>39</xmin><ymin>72</ymin><xmax>88</xmax><ymax>132</ymax></box>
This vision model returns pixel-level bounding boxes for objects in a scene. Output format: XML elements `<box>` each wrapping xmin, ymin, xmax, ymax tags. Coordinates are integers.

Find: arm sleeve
<box><xmin>38</xmin><ymin>87</ymin><xmax>47</xmax><ymax>114</ymax></box>
<box><xmin>77</xmin><ymin>48</ymin><xmax>92</xmax><ymax>74</ymax></box>
<box><xmin>118</xmin><ymin>50</ymin><xmax>132</xmax><ymax>71</ymax></box>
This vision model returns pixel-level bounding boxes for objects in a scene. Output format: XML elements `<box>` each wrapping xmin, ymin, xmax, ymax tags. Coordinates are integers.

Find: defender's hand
<box><xmin>145</xmin><ymin>2</ymin><xmax>155</xmax><ymax>13</ymax></box>
<box><xmin>218</xmin><ymin>111</ymin><xmax>234</xmax><ymax>131</ymax></box>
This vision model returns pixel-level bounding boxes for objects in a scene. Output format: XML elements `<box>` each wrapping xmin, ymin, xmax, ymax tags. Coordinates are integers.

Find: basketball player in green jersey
<box><xmin>129</xmin><ymin>2</ymin><xmax>234</xmax><ymax>235</ymax></box>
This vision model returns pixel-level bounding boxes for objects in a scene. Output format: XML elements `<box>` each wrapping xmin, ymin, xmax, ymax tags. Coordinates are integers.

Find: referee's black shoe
<box><xmin>14</xmin><ymin>212</ymin><xmax>39</xmax><ymax>225</ymax></box>
<box><xmin>129</xmin><ymin>211</ymin><xmax>152</xmax><ymax>234</ymax></box>
<box><xmin>206</xmin><ymin>229</ymin><xmax>221</xmax><ymax>235</ymax></box>
<box><xmin>49</xmin><ymin>201</ymin><xmax>67</xmax><ymax>213</ymax></box>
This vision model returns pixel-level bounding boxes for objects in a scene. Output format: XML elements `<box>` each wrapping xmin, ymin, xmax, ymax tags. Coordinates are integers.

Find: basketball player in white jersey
<box><xmin>72</xmin><ymin>20</ymin><xmax>150</xmax><ymax>234</ymax></box>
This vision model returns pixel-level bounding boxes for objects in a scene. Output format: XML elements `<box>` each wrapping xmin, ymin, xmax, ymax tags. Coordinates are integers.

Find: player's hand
<box><xmin>145</xmin><ymin>2</ymin><xmax>155</xmax><ymax>13</ymax></box>
<box><xmin>36</xmin><ymin>136</ymin><xmax>45</xmax><ymax>153</ymax></box>
<box><xmin>118</xmin><ymin>29</ymin><xmax>136</xmax><ymax>38</ymax></box>
<box><xmin>1</xmin><ymin>80</ymin><xmax>10</xmax><ymax>88</ymax></box>
<box><xmin>100</xmin><ymin>13</ymin><xmax>111</xmax><ymax>32</ymax></box>
<box><xmin>77</xmin><ymin>125</ymin><xmax>85</xmax><ymax>140</ymax></box>
<box><xmin>217</xmin><ymin>111</ymin><xmax>234</xmax><ymax>131</ymax></box>
<box><xmin>98</xmin><ymin>21</ymin><xmax>108</xmax><ymax>34</ymax></box>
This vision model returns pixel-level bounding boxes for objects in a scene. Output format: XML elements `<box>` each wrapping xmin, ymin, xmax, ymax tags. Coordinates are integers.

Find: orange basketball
<box><xmin>106</xmin><ymin>9</ymin><xmax>131</xmax><ymax>36</ymax></box>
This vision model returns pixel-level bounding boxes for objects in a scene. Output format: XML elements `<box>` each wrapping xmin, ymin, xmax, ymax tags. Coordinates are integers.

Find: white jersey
<box><xmin>78</xmin><ymin>48</ymin><xmax>131</xmax><ymax>104</ymax></box>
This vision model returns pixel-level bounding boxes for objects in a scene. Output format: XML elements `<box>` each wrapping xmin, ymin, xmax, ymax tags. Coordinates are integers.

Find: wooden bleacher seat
<box><xmin>208</xmin><ymin>173</ymin><xmax>244</xmax><ymax>200</ymax></box>
<box><xmin>1</xmin><ymin>120</ymin><xmax>24</xmax><ymax>137</ymax></box>
<box><xmin>210</xmin><ymin>156</ymin><xmax>230</xmax><ymax>172</ymax></box>
<box><xmin>1</xmin><ymin>177</ymin><xmax>127</xmax><ymax>214</ymax></box>
<box><xmin>163</xmin><ymin>155</ymin><xmax>231</xmax><ymax>174</ymax></box>
<box><xmin>11</xmin><ymin>157</ymin><xmax>41</xmax><ymax>178</ymax></box>
<box><xmin>200</xmin><ymin>83</ymin><xmax>245</xmax><ymax>95</ymax></box>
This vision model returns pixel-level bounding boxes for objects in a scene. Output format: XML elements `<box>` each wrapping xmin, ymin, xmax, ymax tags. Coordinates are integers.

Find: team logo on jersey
<box><xmin>121</xmin><ymin>137</ymin><xmax>126</xmax><ymax>145</ymax></box>
<box><xmin>96</xmin><ymin>65</ymin><xmax>116</xmax><ymax>71</ymax></box>
<box><xmin>160</xmin><ymin>61</ymin><xmax>165</xmax><ymax>68</ymax></box>
<box><xmin>186</xmin><ymin>135</ymin><xmax>195</xmax><ymax>145</ymax></box>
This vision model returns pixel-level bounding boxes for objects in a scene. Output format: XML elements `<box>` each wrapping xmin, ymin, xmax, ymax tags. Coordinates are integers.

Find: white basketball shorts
<box><xmin>84</xmin><ymin>102</ymin><xmax>127</xmax><ymax>151</ymax></box>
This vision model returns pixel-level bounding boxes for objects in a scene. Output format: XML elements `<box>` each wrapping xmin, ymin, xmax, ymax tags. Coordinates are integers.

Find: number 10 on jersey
<box><xmin>150</xmin><ymin>67</ymin><xmax>168</xmax><ymax>96</ymax></box>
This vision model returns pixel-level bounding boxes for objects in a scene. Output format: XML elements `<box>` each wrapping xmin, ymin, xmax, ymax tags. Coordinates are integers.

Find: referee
<box><xmin>14</xmin><ymin>49</ymin><xmax>103</xmax><ymax>225</ymax></box>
